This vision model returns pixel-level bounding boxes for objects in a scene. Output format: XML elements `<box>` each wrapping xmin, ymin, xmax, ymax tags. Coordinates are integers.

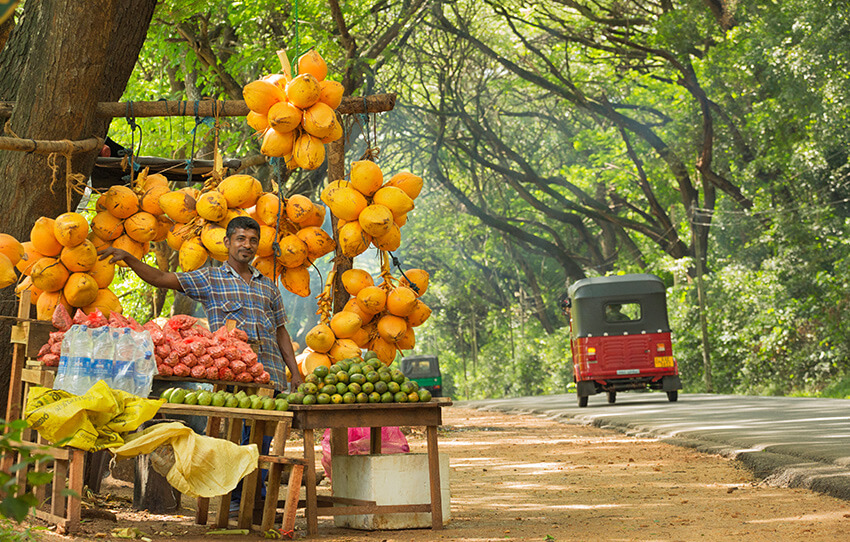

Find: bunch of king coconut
<box><xmin>243</xmin><ymin>49</ymin><xmax>344</xmax><ymax>170</ymax></box>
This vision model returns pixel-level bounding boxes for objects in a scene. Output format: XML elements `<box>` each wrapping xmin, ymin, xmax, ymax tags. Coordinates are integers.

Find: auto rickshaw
<box><xmin>400</xmin><ymin>355</ymin><xmax>443</xmax><ymax>397</ymax></box>
<box><xmin>567</xmin><ymin>273</ymin><xmax>682</xmax><ymax>407</ymax></box>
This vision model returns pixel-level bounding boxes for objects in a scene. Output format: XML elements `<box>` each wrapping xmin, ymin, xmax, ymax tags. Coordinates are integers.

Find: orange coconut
<box><xmin>285</xmin><ymin>194</ymin><xmax>314</xmax><ymax>224</ymax></box>
<box><xmin>124</xmin><ymin>211</ymin><xmax>158</xmax><ymax>243</ymax></box>
<box><xmin>302</xmin><ymin>101</ymin><xmax>336</xmax><ymax>139</ymax></box>
<box><xmin>140</xmin><ymin>184</ymin><xmax>169</xmax><ymax>215</ymax></box>
<box><xmin>386</xmin><ymin>286</ymin><xmax>418</xmax><ymax>317</ymax></box>
<box><xmin>196</xmin><ymin>190</ymin><xmax>229</xmax><ymax>222</ymax></box>
<box><xmin>252</xmin><ymin>255</ymin><xmax>281</xmax><ymax>281</ymax></box>
<box><xmin>396</xmin><ymin>326</ymin><xmax>416</xmax><ymax>350</ymax></box>
<box><xmin>159</xmin><ymin>190</ymin><xmax>198</xmax><ymax>223</ymax></box>
<box><xmin>243</xmin><ymin>79</ymin><xmax>286</xmax><ymax>115</ymax></box>
<box><xmin>292</xmin><ymin>132</ymin><xmax>326</xmax><ymax>170</ymax></box>
<box><xmin>255</xmin><ymin>193</ymin><xmax>283</xmax><ymax>226</ymax></box>
<box><xmin>370</xmin><ymin>336</ymin><xmax>397</xmax><ymax>365</ymax></box>
<box><xmin>63</xmin><ymin>272</ymin><xmax>99</xmax><ymax>308</ymax></box>
<box><xmin>112</xmin><ymin>235</ymin><xmax>146</xmax><ymax>267</ymax></box>
<box><xmin>200</xmin><ymin>223</ymin><xmax>228</xmax><ymax>261</ymax></box>
<box><xmin>276</xmin><ymin>234</ymin><xmax>308</xmax><ymax>268</ymax></box>
<box><xmin>341</xmin><ymin>269</ymin><xmax>373</xmax><ymax>296</ymax></box>
<box><xmin>104</xmin><ymin>185</ymin><xmax>140</xmax><ymax>219</ymax></box>
<box><xmin>322</xmin><ymin>185</ymin><xmax>367</xmax><ymax>222</ymax></box>
<box><xmin>83</xmin><ymin>288</ymin><xmax>122</xmax><ymax>316</ymax></box>
<box><xmin>30</xmin><ymin>258</ymin><xmax>69</xmax><ymax>292</ymax></box>
<box><xmin>247</xmin><ymin>110</ymin><xmax>270</xmax><ymax>132</ymax></box>
<box><xmin>400</xmin><ymin>268</ymin><xmax>430</xmax><ymax>297</ymax></box>
<box><xmin>295</xmin><ymin>226</ymin><xmax>335</xmax><ymax>260</ymax></box>
<box><xmin>407</xmin><ymin>299</ymin><xmax>432</xmax><ymax>327</ymax></box>
<box><xmin>386</xmin><ymin>171</ymin><xmax>423</xmax><ymax>199</ymax></box>
<box><xmin>356</xmin><ymin>285</ymin><xmax>387</xmax><ymax>315</ymax></box>
<box><xmin>268</xmin><ymin>101</ymin><xmax>302</xmax><ymax>134</ymax></box>
<box><xmin>88</xmin><ymin>256</ymin><xmax>115</xmax><ymax>289</ymax></box>
<box><xmin>328</xmin><ymin>338</ymin><xmax>361</xmax><ymax>362</ymax></box>
<box><xmin>16</xmin><ymin>242</ymin><xmax>44</xmax><ymax>275</ymax></box>
<box><xmin>394</xmin><ymin>213</ymin><xmax>408</xmax><ymax>227</ymax></box>
<box><xmin>285</xmin><ymin>73</ymin><xmax>321</xmax><ymax>109</ymax></box>
<box><xmin>217</xmin><ymin>208</ymin><xmax>250</xmax><ymax>229</ymax></box>
<box><xmin>344</xmin><ymin>298</ymin><xmax>375</xmax><ymax>325</ymax></box>
<box><xmin>306</xmin><ymin>323</ymin><xmax>336</xmax><ymax>353</ymax></box>
<box><xmin>318</xmin><ymin>80</ymin><xmax>344</xmax><ymax>109</ymax></box>
<box><xmin>261</xmin><ymin>127</ymin><xmax>296</xmax><ymax>157</ymax></box>
<box><xmin>179</xmin><ymin>236</ymin><xmax>208</xmax><ymax>271</ymax></box>
<box><xmin>219</xmin><ymin>174</ymin><xmax>263</xmax><ymax>209</ymax></box>
<box><xmin>338</xmin><ymin>222</ymin><xmax>371</xmax><ymax>257</ymax></box>
<box><xmin>297</xmin><ymin>50</ymin><xmax>328</xmax><ymax>81</ymax></box>
<box><xmin>154</xmin><ymin>215</ymin><xmax>173</xmax><ymax>242</ymax></box>
<box><xmin>256</xmin><ymin>225</ymin><xmax>277</xmax><ymax>258</ymax></box>
<box><xmin>300</xmin><ymin>203</ymin><xmax>326</xmax><ymax>227</ymax></box>
<box><xmin>141</xmin><ymin>173</ymin><xmax>168</xmax><ymax>191</ymax></box>
<box><xmin>303</xmin><ymin>351</ymin><xmax>332</xmax><ymax>375</ymax></box>
<box><xmin>90</xmin><ymin>211</ymin><xmax>124</xmax><ymax>241</ymax></box>
<box><xmin>94</xmin><ymin>193</ymin><xmax>108</xmax><ymax>212</ymax></box>
<box><xmin>30</xmin><ymin>217</ymin><xmax>62</xmax><ymax>256</ymax></box>
<box><xmin>320</xmin><ymin>117</ymin><xmax>343</xmax><ymax>144</ymax></box>
<box><xmin>281</xmin><ymin>265</ymin><xmax>311</xmax><ymax>297</ymax></box>
<box><xmin>350</xmin><ymin>326</ymin><xmax>372</xmax><ymax>348</ymax></box>
<box><xmin>372</xmin><ymin>186</ymin><xmax>414</xmax><ymax>218</ymax></box>
<box><xmin>59</xmin><ymin>239</ymin><xmax>97</xmax><ymax>273</ymax></box>
<box><xmin>358</xmin><ymin>204</ymin><xmax>393</xmax><ymax>238</ymax></box>
<box><xmin>373</xmin><ymin>224</ymin><xmax>401</xmax><ymax>251</ymax></box>
<box><xmin>36</xmin><ymin>291</ymin><xmax>72</xmax><ymax>321</ymax></box>
<box><xmin>377</xmin><ymin>314</ymin><xmax>408</xmax><ymax>343</ymax></box>
<box><xmin>330</xmin><ymin>311</ymin><xmax>363</xmax><ymax>340</ymax></box>
<box><xmin>53</xmin><ymin>212</ymin><xmax>89</xmax><ymax>248</ymax></box>
<box><xmin>179</xmin><ymin>186</ymin><xmax>201</xmax><ymax>200</ymax></box>
<box><xmin>350</xmin><ymin>160</ymin><xmax>384</xmax><ymax>197</ymax></box>
<box><xmin>166</xmin><ymin>222</ymin><xmax>193</xmax><ymax>251</ymax></box>
<box><xmin>0</xmin><ymin>253</ymin><xmax>16</xmax><ymax>289</ymax></box>
<box><xmin>0</xmin><ymin>233</ymin><xmax>25</xmax><ymax>267</ymax></box>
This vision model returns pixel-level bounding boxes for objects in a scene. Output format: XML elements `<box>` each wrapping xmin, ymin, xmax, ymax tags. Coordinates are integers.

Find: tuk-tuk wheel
<box><xmin>607</xmin><ymin>391</ymin><xmax>616</xmax><ymax>404</ymax></box>
<box><xmin>577</xmin><ymin>395</ymin><xmax>588</xmax><ymax>408</ymax></box>
<box><xmin>667</xmin><ymin>391</ymin><xmax>678</xmax><ymax>402</ymax></box>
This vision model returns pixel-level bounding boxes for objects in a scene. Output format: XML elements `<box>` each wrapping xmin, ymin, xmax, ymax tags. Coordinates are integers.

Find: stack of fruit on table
<box><xmin>285</xmin><ymin>351</ymin><xmax>432</xmax><ymax>406</ymax></box>
<box><xmin>160</xmin><ymin>387</ymin><xmax>289</xmax><ymax>411</ymax></box>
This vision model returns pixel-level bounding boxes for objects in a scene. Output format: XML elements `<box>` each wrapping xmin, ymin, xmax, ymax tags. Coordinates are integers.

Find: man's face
<box><xmin>224</xmin><ymin>227</ymin><xmax>260</xmax><ymax>264</ymax></box>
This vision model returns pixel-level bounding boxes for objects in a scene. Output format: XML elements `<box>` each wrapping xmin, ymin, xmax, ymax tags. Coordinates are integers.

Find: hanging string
<box><xmin>124</xmin><ymin>101</ymin><xmax>142</xmax><ymax>184</ymax></box>
<box><xmin>388</xmin><ymin>251</ymin><xmax>420</xmax><ymax>294</ymax></box>
<box><xmin>186</xmin><ymin>100</ymin><xmax>201</xmax><ymax>185</ymax></box>
<box><xmin>293</xmin><ymin>0</ymin><xmax>300</xmax><ymax>67</ymax></box>
<box><xmin>270</xmin><ymin>157</ymin><xmax>284</xmax><ymax>284</ymax></box>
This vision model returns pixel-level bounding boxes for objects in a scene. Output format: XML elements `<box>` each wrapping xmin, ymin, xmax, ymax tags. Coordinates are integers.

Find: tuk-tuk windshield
<box><xmin>401</xmin><ymin>356</ymin><xmax>440</xmax><ymax>378</ymax></box>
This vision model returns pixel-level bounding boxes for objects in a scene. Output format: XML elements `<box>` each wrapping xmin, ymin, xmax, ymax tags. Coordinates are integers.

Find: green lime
<box><xmin>337</xmin><ymin>360</ymin><xmax>352</xmax><ymax>372</ymax></box>
<box><xmin>335</xmin><ymin>371</ymin><xmax>349</xmax><ymax>384</ymax></box>
<box><xmin>197</xmin><ymin>391</ymin><xmax>213</xmax><ymax>406</ymax></box>
<box><xmin>297</xmin><ymin>383</ymin><xmax>310</xmax><ymax>394</ymax></box>
<box><xmin>342</xmin><ymin>392</ymin><xmax>356</xmax><ymax>404</ymax></box>
<box><xmin>225</xmin><ymin>395</ymin><xmax>240</xmax><ymax>408</ymax></box>
<box><xmin>387</xmin><ymin>381</ymin><xmax>401</xmax><ymax>394</ymax></box>
<box><xmin>184</xmin><ymin>391</ymin><xmax>199</xmax><ymax>405</ymax></box>
<box><xmin>347</xmin><ymin>382</ymin><xmax>362</xmax><ymax>395</ymax></box>
<box><xmin>328</xmin><ymin>364</ymin><xmax>341</xmax><ymax>374</ymax></box>
<box><xmin>380</xmin><ymin>391</ymin><xmax>394</xmax><ymax>403</ymax></box>
<box><xmin>407</xmin><ymin>391</ymin><xmax>419</xmax><ymax>402</ymax></box>
<box><xmin>288</xmin><ymin>392</ymin><xmax>305</xmax><ymax>405</ymax></box>
<box><xmin>331</xmin><ymin>393</ymin><xmax>343</xmax><ymax>404</ymax></box>
<box><xmin>363</xmin><ymin>350</ymin><xmax>378</xmax><ymax>361</ymax></box>
<box><xmin>211</xmin><ymin>394</ymin><xmax>226</xmax><ymax>407</ymax></box>
<box><xmin>391</xmin><ymin>370</ymin><xmax>405</xmax><ymax>384</ymax></box>
<box><xmin>323</xmin><ymin>373</ymin><xmax>338</xmax><ymax>386</ymax></box>
<box><xmin>348</xmin><ymin>363</ymin><xmax>364</xmax><ymax>375</ymax></box>
<box><xmin>400</xmin><ymin>381</ymin><xmax>416</xmax><ymax>394</ymax></box>
<box><xmin>263</xmin><ymin>397</ymin><xmax>277</xmax><ymax>410</ymax></box>
<box><xmin>250</xmin><ymin>395</ymin><xmax>264</xmax><ymax>409</ymax></box>
<box><xmin>169</xmin><ymin>389</ymin><xmax>187</xmax><ymax>404</ymax></box>
<box><xmin>160</xmin><ymin>387</ymin><xmax>175</xmax><ymax>401</ymax></box>
<box><xmin>365</xmin><ymin>371</ymin><xmax>380</xmax><ymax>383</ymax></box>
<box><xmin>275</xmin><ymin>398</ymin><xmax>290</xmax><ymax>411</ymax></box>
<box><xmin>302</xmin><ymin>394</ymin><xmax>317</xmax><ymax>406</ymax></box>
<box><xmin>417</xmin><ymin>389</ymin><xmax>432</xmax><ymax>402</ymax></box>
<box><xmin>367</xmin><ymin>358</ymin><xmax>382</xmax><ymax>370</ymax></box>
<box><xmin>305</xmin><ymin>373</ymin><xmax>320</xmax><ymax>385</ymax></box>
<box><xmin>379</xmin><ymin>371</ymin><xmax>392</xmax><ymax>383</ymax></box>
<box><xmin>313</xmin><ymin>365</ymin><xmax>330</xmax><ymax>379</ymax></box>
<box><xmin>321</xmin><ymin>384</ymin><xmax>337</xmax><ymax>396</ymax></box>
<box><xmin>349</xmin><ymin>373</ymin><xmax>366</xmax><ymax>385</ymax></box>
<box><xmin>235</xmin><ymin>390</ymin><xmax>248</xmax><ymax>400</ymax></box>
<box><xmin>275</xmin><ymin>392</ymin><xmax>289</xmax><ymax>401</ymax></box>
<box><xmin>393</xmin><ymin>391</ymin><xmax>408</xmax><ymax>403</ymax></box>
<box><xmin>335</xmin><ymin>382</ymin><xmax>348</xmax><ymax>395</ymax></box>
<box><xmin>374</xmin><ymin>381</ymin><xmax>388</xmax><ymax>395</ymax></box>
<box><xmin>356</xmin><ymin>392</ymin><xmax>369</xmax><ymax>403</ymax></box>
<box><xmin>362</xmin><ymin>382</ymin><xmax>375</xmax><ymax>394</ymax></box>
<box><xmin>303</xmin><ymin>382</ymin><xmax>318</xmax><ymax>395</ymax></box>
<box><xmin>238</xmin><ymin>396</ymin><xmax>252</xmax><ymax>409</ymax></box>
<box><xmin>368</xmin><ymin>392</ymin><xmax>382</xmax><ymax>403</ymax></box>
<box><xmin>317</xmin><ymin>393</ymin><xmax>331</xmax><ymax>404</ymax></box>
<box><xmin>409</xmin><ymin>381</ymin><xmax>419</xmax><ymax>392</ymax></box>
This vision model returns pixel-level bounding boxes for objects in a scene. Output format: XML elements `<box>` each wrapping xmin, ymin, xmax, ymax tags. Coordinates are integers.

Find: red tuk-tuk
<box><xmin>568</xmin><ymin>274</ymin><xmax>682</xmax><ymax>407</ymax></box>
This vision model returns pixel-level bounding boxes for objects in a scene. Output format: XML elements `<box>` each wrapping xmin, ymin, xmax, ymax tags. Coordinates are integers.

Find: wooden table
<box><xmin>288</xmin><ymin>397</ymin><xmax>452</xmax><ymax>536</ymax></box>
<box><xmin>157</xmin><ymin>403</ymin><xmax>305</xmax><ymax>533</ymax></box>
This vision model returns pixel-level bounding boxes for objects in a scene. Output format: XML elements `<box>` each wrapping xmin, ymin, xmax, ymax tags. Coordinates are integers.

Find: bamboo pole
<box><xmin>0</xmin><ymin>136</ymin><xmax>102</xmax><ymax>154</ymax></box>
<box><xmin>0</xmin><ymin>93</ymin><xmax>396</xmax><ymax>120</ymax></box>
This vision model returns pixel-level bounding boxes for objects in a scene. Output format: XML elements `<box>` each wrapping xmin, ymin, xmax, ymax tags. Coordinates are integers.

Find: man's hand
<box><xmin>290</xmin><ymin>373</ymin><xmax>305</xmax><ymax>389</ymax></box>
<box><xmin>97</xmin><ymin>246</ymin><xmax>131</xmax><ymax>265</ymax></box>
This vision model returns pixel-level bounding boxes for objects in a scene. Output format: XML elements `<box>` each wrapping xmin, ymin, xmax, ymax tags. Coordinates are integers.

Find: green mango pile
<box><xmin>285</xmin><ymin>350</ymin><xmax>432</xmax><ymax>406</ymax></box>
<box><xmin>160</xmin><ymin>387</ymin><xmax>289</xmax><ymax>411</ymax></box>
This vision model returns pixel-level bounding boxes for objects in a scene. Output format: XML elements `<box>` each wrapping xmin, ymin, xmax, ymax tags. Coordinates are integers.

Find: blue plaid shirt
<box><xmin>177</xmin><ymin>262</ymin><xmax>289</xmax><ymax>388</ymax></box>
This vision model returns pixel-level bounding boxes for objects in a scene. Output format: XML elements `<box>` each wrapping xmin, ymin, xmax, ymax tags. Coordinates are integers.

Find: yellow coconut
<box><xmin>295</xmin><ymin>227</ymin><xmax>335</xmax><ymax>260</ymax></box>
<box><xmin>344</xmin><ymin>298</ymin><xmax>375</xmax><ymax>325</ymax></box>
<box><xmin>341</xmin><ymin>268</ymin><xmax>374</xmax><ymax>296</ymax></box>
<box><xmin>36</xmin><ymin>291</ymin><xmax>72</xmax><ymax>321</ymax></box>
<box><xmin>217</xmin><ymin>208</ymin><xmax>250</xmax><ymax>229</ymax></box>
<box><xmin>63</xmin><ymin>272</ymin><xmax>99</xmax><ymax>308</ymax></box>
<box><xmin>373</xmin><ymin>223</ymin><xmax>401</xmax><ymax>251</ymax></box>
<box><xmin>318</xmin><ymin>80</ymin><xmax>344</xmax><ymax>109</ymax></box>
<box><xmin>142</xmin><ymin>173</ymin><xmax>169</xmax><ymax>191</ymax></box>
<box><xmin>350</xmin><ymin>325</ymin><xmax>372</xmax><ymax>348</ymax></box>
<box><xmin>303</xmin><ymin>351</ymin><xmax>332</xmax><ymax>375</ymax></box>
<box><xmin>154</xmin><ymin>215</ymin><xmax>173</xmax><ymax>242</ymax></box>
<box><xmin>281</xmin><ymin>265</ymin><xmax>311</xmax><ymax>297</ymax></box>
<box><xmin>268</xmin><ymin>101</ymin><xmax>303</xmax><ymax>134</ymax></box>
<box><xmin>292</xmin><ymin>132</ymin><xmax>326</xmax><ymax>170</ymax></box>
<box><xmin>370</xmin><ymin>336</ymin><xmax>397</xmax><ymax>365</ymax></box>
<box><xmin>377</xmin><ymin>314</ymin><xmax>408</xmax><ymax>343</ymax></box>
<box><xmin>320</xmin><ymin>179</ymin><xmax>351</xmax><ymax>201</ymax></box>
<box><xmin>255</xmin><ymin>193</ymin><xmax>283</xmax><ymax>226</ymax></box>
<box><xmin>0</xmin><ymin>253</ymin><xmax>16</xmax><ymax>289</ymax></box>
<box><xmin>328</xmin><ymin>338</ymin><xmax>361</xmax><ymax>362</ymax></box>
<box><xmin>285</xmin><ymin>73</ymin><xmax>321</xmax><ymax>109</ymax></box>
<box><xmin>88</xmin><ymin>256</ymin><xmax>115</xmax><ymax>289</ymax></box>
<box><xmin>31</xmin><ymin>258</ymin><xmax>69</xmax><ymax>292</ymax></box>
<box><xmin>191</xmin><ymin>191</ymin><xmax>224</xmax><ymax>223</ymax></box>
<box><xmin>330</xmin><ymin>311</ymin><xmax>363</xmax><ymax>340</ymax></box>
<box><xmin>59</xmin><ymin>239</ymin><xmax>97</xmax><ymax>273</ymax></box>
<box><xmin>338</xmin><ymin>222</ymin><xmax>372</xmax><ymax>258</ymax></box>
<box><xmin>300</xmin><ymin>203</ymin><xmax>326</xmax><ymax>228</ymax></box>
<box><xmin>386</xmin><ymin>171</ymin><xmax>424</xmax><ymax>199</ymax></box>
<box><xmin>256</xmin><ymin>225</ymin><xmax>277</xmax><ymax>258</ymax></box>
<box><xmin>246</xmin><ymin>110</ymin><xmax>270</xmax><ymax>132</ymax></box>
<box><xmin>53</xmin><ymin>212</ymin><xmax>89</xmax><ymax>248</ymax></box>
<box><xmin>0</xmin><ymin>233</ymin><xmax>25</xmax><ymax>267</ymax></box>
<box><xmin>15</xmin><ymin>276</ymin><xmax>40</xmax><ymax>300</ymax></box>
<box><xmin>243</xmin><ymin>79</ymin><xmax>286</xmax><ymax>115</ymax></box>
<box><xmin>285</xmin><ymin>194</ymin><xmax>314</xmax><ymax>224</ymax></box>
<box><xmin>16</xmin><ymin>242</ymin><xmax>44</xmax><ymax>276</ymax></box>
<box><xmin>90</xmin><ymin>211</ymin><xmax>124</xmax><ymax>241</ymax></box>
<box><xmin>276</xmin><ymin>234</ymin><xmax>308</xmax><ymax>268</ymax></box>
<box><xmin>302</xmin><ymin>101</ymin><xmax>336</xmax><ymax>139</ymax></box>
<box><xmin>263</xmin><ymin>72</ymin><xmax>289</xmax><ymax>88</ymax></box>
<box><xmin>140</xmin><ymin>184</ymin><xmax>169</xmax><ymax>215</ymax></box>
<box><xmin>407</xmin><ymin>299</ymin><xmax>432</xmax><ymax>327</ymax></box>
<box><xmin>104</xmin><ymin>185</ymin><xmax>140</xmax><ymax>219</ymax></box>
<box><xmin>179</xmin><ymin>186</ymin><xmax>201</xmax><ymax>200</ymax></box>
<box><xmin>282</xmin><ymin>153</ymin><xmax>298</xmax><ymax>170</ymax></box>
<box><xmin>112</xmin><ymin>235</ymin><xmax>147</xmax><ymax>267</ymax></box>
<box><xmin>396</xmin><ymin>326</ymin><xmax>416</xmax><ymax>350</ymax></box>
<box><xmin>372</xmin><ymin>186</ymin><xmax>414</xmax><ymax>218</ymax></box>
<box><xmin>252</xmin><ymin>255</ymin><xmax>281</xmax><ymax>281</ymax></box>
<box><xmin>219</xmin><ymin>174</ymin><xmax>262</xmax><ymax>209</ymax></box>
<box><xmin>87</xmin><ymin>231</ymin><xmax>109</xmax><ymax>250</ymax></box>
<box><xmin>386</xmin><ymin>286</ymin><xmax>418</xmax><ymax>317</ymax></box>
<box><xmin>400</xmin><ymin>268</ymin><xmax>430</xmax><ymax>297</ymax></box>
<box><xmin>200</xmin><ymin>223</ymin><xmax>228</xmax><ymax>261</ymax></box>
<box><xmin>394</xmin><ymin>213</ymin><xmax>408</xmax><ymax>227</ymax></box>
<box><xmin>94</xmin><ymin>193</ymin><xmax>108</xmax><ymax>212</ymax></box>
<box><xmin>166</xmin><ymin>222</ymin><xmax>193</xmax><ymax>251</ymax></box>
<box><xmin>358</xmin><ymin>204</ymin><xmax>393</xmax><ymax>238</ymax></box>
<box><xmin>83</xmin><ymin>288</ymin><xmax>122</xmax><ymax>316</ymax></box>
<box><xmin>159</xmin><ymin>190</ymin><xmax>198</xmax><ymax>223</ymax></box>
<box><xmin>320</xmin><ymin>116</ymin><xmax>343</xmax><ymax>144</ymax></box>
<box><xmin>306</xmin><ymin>323</ymin><xmax>336</xmax><ymax>353</ymax></box>
<box><xmin>356</xmin><ymin>285</ymin><xmax>387</xmax><ymax>315</ymax></box>
<box><xmin>261</xmin><ymin>127</ymin><xmax>296</xmax><ymax>158</ymax></box>
<box><xmin>124</xmin><ymin>211</ymin><xmax>158</xmax><ymax>243</ymax></box>
<box><xmin>350</xmin><ymin>160</ymin><xmax>384</xmax><ymax>197</ymax></box>
<box><xmin>298</xmin><ymin>50</ymin><xmax>328</xmax><ymax>81</ymax></box>
<box><xmin>322</xmin><ymin>185</ymin><xmax>367</xmax><ymax>222</ymax></box>
<box><xmin>30</xmin><ymin>217</ymin><xmax>62</xmax><ymax>256</ymax></box>
<box><xmin>179</xmin><ymin>236</ymin><xmax>208</xmax><ymax>271</ymax></box>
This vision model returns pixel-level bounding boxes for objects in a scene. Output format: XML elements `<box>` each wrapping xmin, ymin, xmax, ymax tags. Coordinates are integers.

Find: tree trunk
<box><xmin>0</xmin><ymin>0</ymin><xmax>155</xmax><ymax>418</ymax></box>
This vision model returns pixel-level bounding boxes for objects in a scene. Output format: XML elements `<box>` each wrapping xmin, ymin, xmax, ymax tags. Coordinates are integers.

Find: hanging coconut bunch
<box><xmin>243</xmin><ymin>49</ymin><xmax>344</xmax><ymax>170</ymax></box>
<box><xmin>321</xmin><ymin>161</ymin><xmax>422</xmax><ymax>258</ymax></box>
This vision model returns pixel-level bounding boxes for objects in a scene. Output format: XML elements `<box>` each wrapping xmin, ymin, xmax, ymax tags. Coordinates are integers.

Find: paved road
<box><xmin>459</xmin><ymin>392</ymin><xmax>850</xmax><ymax>500</ymax></box>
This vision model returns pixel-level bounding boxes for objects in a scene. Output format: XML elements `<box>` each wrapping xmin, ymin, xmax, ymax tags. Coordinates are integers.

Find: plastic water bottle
<box><xmin>113</xmin><ymin>328</ymin><xmax>137</xmax><ymax>394</ymax></box>
<box><xmin>68</xmin><ymin>325</ymin><xmax>93</xmax><ymax>395</ymax></box>
<box><xmin>54</xmin><ymin>327</ymin><xmax>74</xmax><ymax>391</ymax></box>
<box><xmin>132</xmin><ymin>330</ymin><xmax>155</xmax><ymax>397</ymax></box>
<box><xmin>90</xmin><ymin>326</ymin><xmax>115</xmax><ymax>388</ymax></box>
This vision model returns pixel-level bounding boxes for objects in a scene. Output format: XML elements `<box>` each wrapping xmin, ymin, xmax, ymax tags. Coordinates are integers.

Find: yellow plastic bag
<box><xmin>24</xmin><ymin>380</ymin><xmax>164</xmax><ymax>452</ymax></box>
<box><xmin>112</xmin><ymin>422</ymin><xmax>259</xmax><ymax>498</ymax></box>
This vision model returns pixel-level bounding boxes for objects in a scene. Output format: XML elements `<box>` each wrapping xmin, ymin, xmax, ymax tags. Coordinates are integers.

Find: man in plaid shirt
<box><xmin>99</xmin><ymin>216</ymin><xmax>304</xmax><ymax>390</ymax></box>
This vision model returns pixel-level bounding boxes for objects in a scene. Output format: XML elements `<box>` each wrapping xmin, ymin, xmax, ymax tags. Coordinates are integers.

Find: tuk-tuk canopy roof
<box><xmin>568</xmin><ymin>274</ymin><xmax>665</xmax><ymax>301</ymax></box>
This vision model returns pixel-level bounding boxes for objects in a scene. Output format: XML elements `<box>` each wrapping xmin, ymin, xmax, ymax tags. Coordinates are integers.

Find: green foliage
<box><xmin>0</xmin><ymin>419</ymin><xmax>53</xmax><ymax>524</ymax></box>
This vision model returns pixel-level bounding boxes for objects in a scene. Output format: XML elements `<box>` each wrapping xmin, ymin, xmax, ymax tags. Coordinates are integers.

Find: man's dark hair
<box><xmin>226</xmin><ymin>216</ymin><xmax>260</xmax><ymax>238</ymax></box>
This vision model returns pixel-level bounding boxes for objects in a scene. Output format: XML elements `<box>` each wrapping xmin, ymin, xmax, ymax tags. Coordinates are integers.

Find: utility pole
<box><xmin>692</xmin><ymin>204</ymin><xmax>713</xmax><ymax>392</ymax></box>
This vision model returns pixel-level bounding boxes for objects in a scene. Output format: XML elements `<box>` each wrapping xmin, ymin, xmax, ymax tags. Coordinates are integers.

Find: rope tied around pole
<box><xmin>47</xmin><ymin>148</ymin><xmax>90</xmax><ymax>213</ymax></box>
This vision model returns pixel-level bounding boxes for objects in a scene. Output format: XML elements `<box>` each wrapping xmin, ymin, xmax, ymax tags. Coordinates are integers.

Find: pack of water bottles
<box><xmin>54</xmin><ymin>324</ymin><xmax>157</xmax><ymax>397</ymax></box>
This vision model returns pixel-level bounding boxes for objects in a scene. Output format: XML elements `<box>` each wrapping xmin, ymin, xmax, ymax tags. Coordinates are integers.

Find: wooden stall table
<box><xmin>157</xmin><ymin>403</ymin><xmax>305</xmax><ymax>533</ymax></box>
<box><xmin>288</xmin><ymin>397</ymin><xmax>452</xmax><ymax>536</ymax></box>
